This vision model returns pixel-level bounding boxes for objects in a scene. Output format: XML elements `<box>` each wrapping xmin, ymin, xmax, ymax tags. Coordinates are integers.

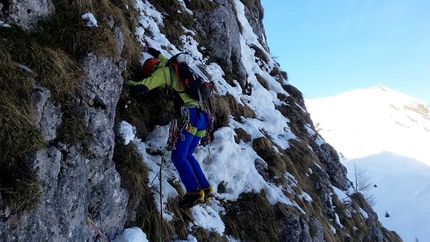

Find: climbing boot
<box><xmin>202</xmin><ymin>186</ymin><xmax>214</xmax><ymax>202</ymax></box>
<box><xmin>178</xmin><ymin>190</ymin><xmax>205</xmax><ymax>208</ymax></box>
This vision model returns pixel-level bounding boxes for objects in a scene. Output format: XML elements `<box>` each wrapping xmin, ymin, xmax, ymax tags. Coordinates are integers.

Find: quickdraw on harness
<box><xmin>178</xmin><ymin>106</ymin><xmax>191</xmax><ymax>138</ymax></box>
<box><xmin>167</xmin><ymin>119</ymin><xmax>178</xmax><ymax>151</ymax></box>
<box><xmin>148</xmin><ymin>147</ymin><xmax>168</xmax><ymax>242</ymax></box>
<box><xmin>167</xmin><ymin>106</ymin><xmax>191</xmax><ymax>151</ymax></box>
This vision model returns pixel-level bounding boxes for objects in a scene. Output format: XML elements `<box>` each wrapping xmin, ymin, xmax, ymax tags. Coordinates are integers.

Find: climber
<box><xmin>126</xmin><ymin>40</ymin><xmax>214</xmax><ymax>208</ymax></box>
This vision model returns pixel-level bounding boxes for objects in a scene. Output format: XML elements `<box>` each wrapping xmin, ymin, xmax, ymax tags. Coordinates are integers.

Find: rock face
<box><xmin>0</xmin><ymin>50</ymin><xmax>128</xmax><ymax>241</ymax></box>
<box><xmin>0</xmin><ymin>0</ymin><xmax>55</xmax><ymax>30</ymax></box>
<box><xmin>193</xmin><ymin>0</ymin><xmax>248</xmax><ymax>87</ymax></box>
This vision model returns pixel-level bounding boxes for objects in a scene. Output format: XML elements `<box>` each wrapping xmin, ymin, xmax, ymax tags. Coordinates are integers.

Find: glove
<box><xmin>148</xmin><ymin>47</ymin><xmax>161</xmax><ymax>57</ymax></box>
<box><xmin>125</xmin><ymin>80</ymin><xmax>136</xmax><ymax>86</ymax></box>
<box><xmin>143</xmin><ymin>39</ymin><xmax>161</xmax><ymax>57</ymax></box>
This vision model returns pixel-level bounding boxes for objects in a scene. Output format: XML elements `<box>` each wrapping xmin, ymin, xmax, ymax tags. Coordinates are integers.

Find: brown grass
<box><xmin>223</xmin><ymin>93</ymin><xmax>256</xmax><ymax>121</ymax></box>
<box><xmin>208</xmin><ymin>95</ymin><xmax>231</xmax><ymax>129</ymax></box>
<box><xmin>0</xmin><ymin>36</ymin><xmax>45</xmax><ymax>212</ymax></box>
<box><xmin>185</xmin><ymin>0</ymin><xmax>218</xmax><ymax>11</ymax></box>
<box><xmin>223</xmin><ymin>191</ymin><xmax>303</xmax><ymax>241</ymax></box>
<box><xmin>233</xmin><ymin>127</ymin><xmax>251</xmax><ymax>143</ymax></box>
<box><xmin>269</xmin><ymin>66</ymin><xmax>288</xmax><ymax>83</ymax></box>
<box><xmin>251</xmin><ymin>44</ymin><xmax>270</xmax><ymax>64</ymax></box>
<box><xmin>252</xmin><ymin>136</ymin><xmax>290</xmax><ymax>185</ymax></box>
<box><xmin>255</xmin><ymin>73</ymin><xmax>269</xmax><ymax>89</ymax></box>
<box><xmin>118</xmin><ymin>88</ymin><xmax>173</xmax><ymax>139</ymax></box>
<box><xmin>0</xmin><ymin>25</ymin><xmax>81</xmax><ymax>101</ymax></box>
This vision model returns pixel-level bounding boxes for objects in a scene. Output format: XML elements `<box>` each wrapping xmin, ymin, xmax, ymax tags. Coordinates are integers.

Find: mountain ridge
<box><xmin>306</xmin><ymin>85</ymin><xmax>430</xmax><ymax>165</ymax></box>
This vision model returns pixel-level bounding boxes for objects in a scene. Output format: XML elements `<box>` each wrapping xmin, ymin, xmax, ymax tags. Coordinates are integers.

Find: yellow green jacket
<box><xmin>126</xmin><ymin>53</ymin><xmax>198</xmax><ymax>107</ymax></box>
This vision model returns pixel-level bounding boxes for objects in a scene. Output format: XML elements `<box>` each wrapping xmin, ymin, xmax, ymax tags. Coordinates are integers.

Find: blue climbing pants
<box><xmin>171</xmin><ymin>108</ymin><xmax>210</xmax><ymax>192</ymax></box>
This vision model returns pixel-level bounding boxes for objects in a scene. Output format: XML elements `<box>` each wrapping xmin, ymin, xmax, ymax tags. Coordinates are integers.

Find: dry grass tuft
<box><xmin>251</xmin><ymin>45</ymin><xmax>269</xmax><ymax>64</ymax></box>
<box><xmin>0</xmin><ymin>25</ymin><xmax>81</xmax><ymax>101</ymax></box>
<box><xmin>0</xmin><ymin>171</ymin><xmax>42</xmax><ymax>212</ymax></box>
<box><xmin>0</xmin><ymin>38</ymin><xmax>45</xmax><ymax>212</ymax></box>
<box><xmin>118</xmin><ymin>89</ymin><xmax>173</xmax><ymax>139</ymax></box>
<box><xmin>0</xmin><ymin>95</ymin><xmax>43</xmax><ymax>211</ymax></box>
<box><xmin>0</xmin><ymin>99</ymin><xmax>43</xmax><ymax>161</ymax></box>
<box><xmin>194</xmin><ymin>228</ymin><xmax>227</xmax><ymax>242</ymax></box>
<box><xmin>269</xmin><ymin>66</ymin><xmax>288</xmax><ymax>83</ymax></box>
<box><xmin>185</xmin><ymin>0</ymin><xmax>218</xmax><ymax>11</ymax></box>
<box><xmin>222</xmin><ymin>93</ymin><xmax>256</xmax><ymax>121</ymax></box>
<box><xmin>207</xmin><ymin>95</ymin><xmax>231</xmax><ymax>129</ymax></box>
<box><xmin>223</xmin><ymin>191</ymin><xmax>300</xmax><ymax>241</ymax></box>
<box><xmin>233</xmin><ymin>127</ymin><xmax>251</xmax><ymax>144</ymax></box>
<box><xmin>223</xmin><ymin>192</ymin><xmax>278</xmax><ymax>241</ymax></box>
<box><xmin>252</xmin><ymin>136</ymin><xmax>287</xmax><ymax>182</ymax></box>
<box><xmin>255</xmin><ymin>73</ymin><xmax>269</xmax><ymax>89</ymax></box>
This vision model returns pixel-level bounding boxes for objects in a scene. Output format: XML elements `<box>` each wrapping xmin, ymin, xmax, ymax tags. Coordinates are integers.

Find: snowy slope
<box><xmin>306</xmin><ymin>85</ymin><xmax>430</xmax><ymax>241</ymax></box>
<box><xmin>306</xmin><ymin>85</ymin><xmax>430</xmax><ymax>165</ymax></box>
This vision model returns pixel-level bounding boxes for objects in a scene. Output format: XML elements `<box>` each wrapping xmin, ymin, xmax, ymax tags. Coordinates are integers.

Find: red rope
<box><xmin>172</xmin><ymin>63</ymin><xmax>182</xmax><ymax>89</ymax></box>
<box><xmin>87</xmin><ymin>219</ymin><xmax>109</xmax><ymax>242</ymax></box>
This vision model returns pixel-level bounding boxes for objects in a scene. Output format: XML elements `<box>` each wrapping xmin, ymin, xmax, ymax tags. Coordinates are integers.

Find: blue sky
<box><xmin>261</xmin><ymin>0</ymin><xmax>430</xmax><ymax>103</ymax></box>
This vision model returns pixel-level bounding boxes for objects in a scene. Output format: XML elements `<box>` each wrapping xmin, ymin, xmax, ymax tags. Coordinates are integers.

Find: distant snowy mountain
<box><xmin>306</xmin><ymin>85</ymin><xmax>430</xmax><ymax>165</ymax></box>
<box><xmin>306</xmin><ymin>85</ymin><xmax>430</xmax><ymax>242</ymax></box>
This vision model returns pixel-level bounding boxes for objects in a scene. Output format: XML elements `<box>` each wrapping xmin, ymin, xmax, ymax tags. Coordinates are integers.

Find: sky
<box><xmin>306</xmin><ymin>86</ymin><xmax>430</xmax><ymax>241</ymax></box>
<box><xmin>261</xmin><ymin>0</ymin><xmax>430</xmax><ymax>104</ymax></box>
<box><xmin>107</xmin><ymin>0</ymin><xmax>428</xmax><ymax>241</ymax></box>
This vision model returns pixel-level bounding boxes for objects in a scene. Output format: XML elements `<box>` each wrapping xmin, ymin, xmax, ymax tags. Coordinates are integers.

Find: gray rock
<box><xmin>0</xmin><ymin>0</ymin><xmax>55</xmax><ymax>30</ymax></box>
<box><xmin>0</xmin><ymin>43</ymin><xmax>128</xmax><ymax>242</ymax></box>
<box><xmin>33</xmin><ymin>85</ymin><xmax>62</xmax><ymax>142</ymax></box>
<box><xmin>193</xmin><ymin>0</ymin><xmax>247</xmax><ymax>87</ymax></box>
<box><xmin>315</xmin><ymin>143</ymin><xmax>349</xmax><ymax>190</ymax></box>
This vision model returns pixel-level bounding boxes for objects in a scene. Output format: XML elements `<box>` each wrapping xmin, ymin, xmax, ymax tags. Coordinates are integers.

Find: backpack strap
<box><xmin>171</xmin><ymin>62</ymin><xmax>182</xmax><ymax>90</ymax></box>
<box><xmin>162</xmin><ymin>64</ymin><xmax>170</xmax><ymax>96</ymax></box>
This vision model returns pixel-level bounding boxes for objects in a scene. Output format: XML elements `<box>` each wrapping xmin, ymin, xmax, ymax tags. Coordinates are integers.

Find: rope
<box><xmin>149</xmin><ymin>149</ymin><xmax>167</xmax><ymax>242</ymax></box>
<box><xmin>150</xmin><ymin>119</ymin><xmax>178</xmax><ymax>185</ymax></box>
<box><xmin>149</xmin><ymin>116</ymin><xmax>186</xmax><ymax>241</ymax></box>
<box><xmin>159</xmin><ymin>151</ymin><xmax>165</xmax><ymax>242</ymax></box>
<box><xmin>86</xmin><ymin>216</ymin><xmax>109</xmax><ymax>242</ymax></box>
<box><xmin>148</xmin><ymin>142</ymin><xmax>169</xmax><ymax>242</ymax></box>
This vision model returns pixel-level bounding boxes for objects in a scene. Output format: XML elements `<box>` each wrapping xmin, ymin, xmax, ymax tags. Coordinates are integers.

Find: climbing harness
<box><xmin>179</xmin><ymin>106</ymin><xmax>190</xmax><ymax>137</ymax></box>
<box><xmin>167</xmin><ymin>119</ymin><xmax>179</xmax><ymax>151</ymax></box>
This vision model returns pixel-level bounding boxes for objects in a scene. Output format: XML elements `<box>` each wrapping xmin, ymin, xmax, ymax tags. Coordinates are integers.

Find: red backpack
<box><xmin>141</xmin><ymin>57</ymin><xmax>160</xmax><ymax>77</ymax></box>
